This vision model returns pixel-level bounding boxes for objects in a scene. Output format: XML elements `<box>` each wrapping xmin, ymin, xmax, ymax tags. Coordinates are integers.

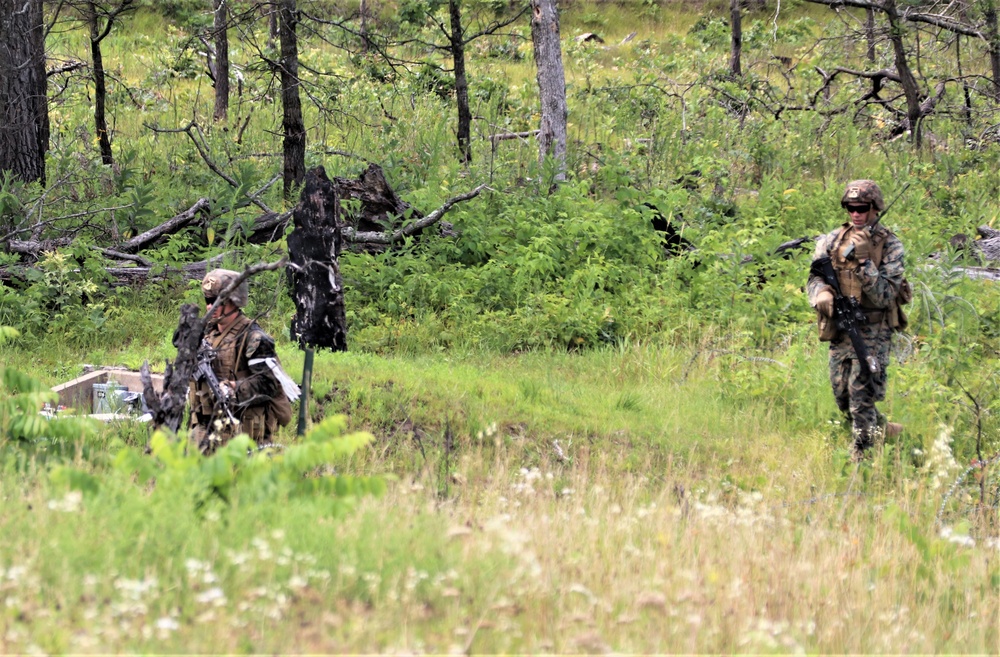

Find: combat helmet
<box><xmin>840</xmin><ymin>180</ymin><xmax>886</xmax><ymax>212</ymax></box>
<box><xmin>202</xmin><ymin>269</ymin><xmax>249</xmax><ymax>307</ymax></box>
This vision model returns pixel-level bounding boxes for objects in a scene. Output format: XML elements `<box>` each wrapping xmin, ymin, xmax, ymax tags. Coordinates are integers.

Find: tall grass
<box><xmin>1</xmin><ymin>0</ymin><xmax>999</xmax><ymax>651</ymax></box>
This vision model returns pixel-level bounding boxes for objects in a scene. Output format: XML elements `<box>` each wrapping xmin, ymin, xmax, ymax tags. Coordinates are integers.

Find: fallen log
<box><xmin>4</xmin><ymin>198</ymin><xmax>212</xmax><ymax>259</ymax></box>
<box><xmin>250</xmin><ymin>164</ymin><xmax>485</xmax><ymax>247</ymax></box>
<box><xmin>116</xmin><ymin>198</ymin><xmax>211</xmax><ymax>253</ymax></box>
<box><xmin>0</xmin><ymin>255</ymin><xmax>228</xmax><ymax>287</ymax></box>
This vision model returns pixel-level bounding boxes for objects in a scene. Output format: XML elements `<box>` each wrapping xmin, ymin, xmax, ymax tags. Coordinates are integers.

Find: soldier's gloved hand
<box><xmin>848</xmin><ymin>229</ymin><xmax>872</xmax><ymax>263</ymax></box>
<box><xmin>220</xmin><ymin>380</ymin><xmax>235</xmax><ymax>401</ymax></box>
<box><xmin>814</xmin><ymin>289</ymin><xmax>834</xmax><ymax>316</ymax></box>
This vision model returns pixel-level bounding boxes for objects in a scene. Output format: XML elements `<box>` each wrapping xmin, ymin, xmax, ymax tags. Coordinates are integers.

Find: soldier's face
<box><xmin>846</xmin><ymin>202</ymin><xmax>876</xmax><ymax>228</ymax></box>
<box><xmin>205</xmin><ymin>298</ymin><xmax>232</xmax><ymax>321</ymax></box>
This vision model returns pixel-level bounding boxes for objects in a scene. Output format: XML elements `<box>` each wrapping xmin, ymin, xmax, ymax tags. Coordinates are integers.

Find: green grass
<box><xmin>1</xmin><ymin>336</ymin><xmax>997</xmax><ymax>652</ymax></box>
<box><xmin>2</xmin><ymin>0</ymin><xmax>1000</xmax><ymax>651</ymax></box>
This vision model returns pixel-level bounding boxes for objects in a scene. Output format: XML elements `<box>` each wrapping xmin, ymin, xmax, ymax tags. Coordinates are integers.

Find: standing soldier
<box><xmin>807</xmin><ymin>180</ymin><xmax>907</xmax><ymax>460</ymax></box>
<box><xmin>189</xmin><ymin>269</ymin><xmax>294</xmax><ymax>453</ymax></box>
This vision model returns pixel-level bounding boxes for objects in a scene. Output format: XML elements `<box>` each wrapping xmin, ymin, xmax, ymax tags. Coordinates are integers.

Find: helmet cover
<box><xmin>201</xmin><ymin>269</ymin><xmax>249</xmax><ymax>307</ymax></box>
<box><xmin>840</xmin><ymin>179</ymin><xmax>886</xmax><ymax>212</ymax></box>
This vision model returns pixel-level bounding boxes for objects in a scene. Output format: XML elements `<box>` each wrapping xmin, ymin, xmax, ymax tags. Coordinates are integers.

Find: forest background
<box><xmin>0</xmin><ymin>0</ymin><xmax>999</xmax><ymax>652</ymax></box>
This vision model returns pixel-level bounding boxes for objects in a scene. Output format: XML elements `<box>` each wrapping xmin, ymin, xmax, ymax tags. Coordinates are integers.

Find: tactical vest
<box><xmin>191</xmin><ymin>314</ymin><xmax>270</xmax><ymax>442</ymax></box>
<box><xmin>818</xmin><ymin>224</ymin><xmax>910</xmax><ymax>340</ymax></box>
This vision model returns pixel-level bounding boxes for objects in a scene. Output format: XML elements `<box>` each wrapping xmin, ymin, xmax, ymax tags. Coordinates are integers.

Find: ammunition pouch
<box><xmin>818</xmin><ymin>312</ymin><xmax>837</xmax><ymax>342</ymax></box>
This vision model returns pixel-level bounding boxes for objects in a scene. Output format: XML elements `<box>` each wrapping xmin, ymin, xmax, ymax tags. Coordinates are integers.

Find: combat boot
<box><xmin>885</xmin><ymin>422</ymin><xmax>903</xmax><ymax>437</ymax></box>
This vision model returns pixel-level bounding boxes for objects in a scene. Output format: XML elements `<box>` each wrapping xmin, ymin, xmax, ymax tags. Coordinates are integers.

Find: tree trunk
<box><xmin>530</xmin><ymin>0</ymin><xmax>568</xmax><ymax>182</ymax></box>
<box><xmin>984</xmin><ymin>0</ymin><xmax>1000</xmax><ymax>102</ymax></box>
<box><xmin>956</xmin><ymin>35</ymin><xmax>973</xmax><ymax>126</ymax></box>
<box><xmin>883</xmin><ymin>0</ymin><xmax>922</xmax><ymax>146</ymax></box>
<box><xmin>865</xmin><ymin>7</ymin><xmax>876</xmax><ymax>62</ymax></box>
<box><xmin>449</xmin><ymin>0</ymin><xmax>472</xmax><ymax>164</ymax></box>
<box><xmin>278</xmin><ymin>0</ymin><xmax>306</xmax><ymax>199</ymax></box>
<box><xmin>142</xmin><ymin>304</ymin><xmax>205</xmax><ymax>433</ymax></box>
<box><xmin>0</xmin><ymin>0</ymin><xmax>48</xmax><ymax>184</ymax></box>
<box><xmin>212</xmin><ymin>0</ymin><xmax>230</xmax><ymax>122</ymax></box>
<box><xmin>288</xmin><ymin>166</ymin><xmax>347</xmax><ymax>351</ymax></box>
<box><xmin>359</xmin><ymin>0</ymin><xmax>370</xmax><ymax>52</ymax></box>
<box><xmin>89</xmin><ymin>3</ymin><xmax>114</xmax><ymax>165</ymax></box>
<box><xmin>730</xmin><ymin>0</ymin><xmax>742</xmax><ymax>77</ymax></box>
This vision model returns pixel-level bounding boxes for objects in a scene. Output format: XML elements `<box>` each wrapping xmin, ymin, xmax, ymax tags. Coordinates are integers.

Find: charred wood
<box><xmin>288</xmin><ymin>166</ymin><xmax>347</xmax><ymax>351</ymax></box>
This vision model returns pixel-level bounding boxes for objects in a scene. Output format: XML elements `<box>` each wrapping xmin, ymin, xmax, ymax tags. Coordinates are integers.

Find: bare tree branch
<box><xmin>343</xmin><ymin>184</ymin><xmax>487</xmax><ymax>244</ymax></box>
<box><xmin>115</xmin><ymin>197</ymin><xmax>211</xmax><ymax>254</ymax></box>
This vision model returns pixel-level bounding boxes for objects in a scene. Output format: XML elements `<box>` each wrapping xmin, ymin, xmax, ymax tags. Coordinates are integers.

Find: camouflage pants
<box><xmin>829</xmin><ymin>323</ymin><xmax>892</xmax><ymax>448</ymax></box>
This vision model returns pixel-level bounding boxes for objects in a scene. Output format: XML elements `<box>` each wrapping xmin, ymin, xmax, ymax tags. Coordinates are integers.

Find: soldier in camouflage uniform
<box><xmin>189</xmin><ymin>269</ymin><xmax>286</xmax><ymax>453</ymax></box>
<box><xmin>807</xmin><ymin>180</ymin><xmax>905</xmax><ymax>459</ymax></box>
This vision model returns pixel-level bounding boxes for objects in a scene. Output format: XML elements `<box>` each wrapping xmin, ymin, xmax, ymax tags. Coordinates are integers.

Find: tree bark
<box><xmin>89</xmin><ymin>2</ymin><xmax>114</xmax><ymax>165</ymax></box>
<box><xmin>142</xmin><ymin>304</ymin><xmax>205</xmax><ymax>433</ymax></box>
<box><xmin>0</xmin><ymin>0</ymin><xmax>48</xmax><ymax>184</ymax></box>
<box><xmin>730</xmin><ymin>0</ymin><xmax>743</xmax><ymax>77</ymax></box>
<box><xmin>530</xmin><ymin>0</ymin><xmax>568</xmax><ymax>182</ymax></box>
<box><xmin>883</xmin><ymin>0</ymin><xmax>922</xmax><ymax>146</ymax></box>
<box><xmin>449</xmin><ymin>0</ymin><xmax>472</xmax><ymax>164</ymax></box>
<box><xmin>984</xmin><ymin>0</ymin><xmax>1000</xmax><ymax>102</ymax></box>
<box><xmin>269</xmin><ymin>2</ymin><xmax>279</xmax><ymax>48</ymax></box>
<box><xmin>279</xmin><ymin>0</ymin><xmax>306</xmax><ymax>198</ymax></box>
<box><xmin>359</xmin><ymin>0</ymin><xmax>370</xmax><ymax>52</ymax></box>
<box><xmin>865</xmin><ymin>7</ymin><xmax>876</xmax><ymax>62</ymax></box>
<box><xmin>212</xmin><ymin>0</ymin><xmax>230</xmax><ymax>122</ymax></box>
<box><xmin>288</xmin><ymin>166</ymin><xmax>347</xmax><ymax>351</ymax></box>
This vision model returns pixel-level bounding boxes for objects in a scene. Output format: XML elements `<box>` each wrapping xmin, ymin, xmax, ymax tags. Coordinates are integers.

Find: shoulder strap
<box><xmin>829</xmin><ymin>224</ymin><xmax>851</xmax><ymax>255</ymax></box>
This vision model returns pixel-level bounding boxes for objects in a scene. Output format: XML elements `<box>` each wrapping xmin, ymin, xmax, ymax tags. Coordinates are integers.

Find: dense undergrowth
<box><xmin>1</xmin><ymin>0</ymin><xmax>999</xmax><ymax>651</ymax></box>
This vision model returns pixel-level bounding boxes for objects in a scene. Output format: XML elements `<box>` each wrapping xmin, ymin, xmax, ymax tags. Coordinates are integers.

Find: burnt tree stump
<box><xmin>288</xmin><ymin>166</ymin><xmax>347</xmax><ymax>351</ymax></box>
<box><xmin>333</xmin><ymin>163</ymin><xmax>422</xmax><ymax>235</ymax></box>
<box><xmin>142</xmin><ymin>303</ymin><xmax>206</xmax><ymax>433</ymax></box>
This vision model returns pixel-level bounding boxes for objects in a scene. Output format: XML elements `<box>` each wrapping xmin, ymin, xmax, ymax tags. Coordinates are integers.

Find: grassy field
<box><xmin>2</xmin><ymin>0</ymin><xmax>999</xmax><ymax>652</ymax></box>
<box><xmin>2</xmin><ymin>316</ymin><xmax>998</xmax><ymax>652</ymax></box>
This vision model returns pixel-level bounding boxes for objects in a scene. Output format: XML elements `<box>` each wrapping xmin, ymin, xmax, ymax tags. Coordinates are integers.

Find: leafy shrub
<box><xmin>51</xmin><ymin>416</ymin><xmax>387</xmax><ymax>515</ymax></box>
<box><xmin>0</xmin><ymin>328</ymin><xmax>99</xmax><ymax>445</ymax></box>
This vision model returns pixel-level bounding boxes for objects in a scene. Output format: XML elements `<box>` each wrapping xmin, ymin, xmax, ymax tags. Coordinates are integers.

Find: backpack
<box><xmin>238</xmin><ymin>326</ymin><xmax>295</xmax><ymax>428</ymax></box>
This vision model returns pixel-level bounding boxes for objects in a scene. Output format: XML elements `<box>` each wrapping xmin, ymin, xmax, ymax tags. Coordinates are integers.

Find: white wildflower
<box><xmin>47</xmin><ymin>490</ymin><xmax>83</xmax><ymax>512</ymax></box>
<box><xmin>195</xmin><ymin>587</ymin><xmax>227</xmax><ymax>606</ymax></box>
<box><xmin>925</xmin><ymin>425</ymin><xmax>960</xmax><ymax>491</ymax></box>
<box><xmin>155</xmin><ymin>617</ymin><xmax>179</xmax><ymax>632</ymax></box>
<box><xmin>184</xmin><ymin>559</ymin><xmax>208</xmax><ymax>573</ymax></box>
<box><xmin>939</xmin><ymin>525</ymin><xmax>976</xmax><ymax>548</ymax></box>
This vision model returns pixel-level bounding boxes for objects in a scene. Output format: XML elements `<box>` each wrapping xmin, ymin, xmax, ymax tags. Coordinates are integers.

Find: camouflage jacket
<box><xmin>199</xmin><ymin>313</ymin><xmax>280</xmax><ymax>411</ymax></box>
<box><xmin>807</xmin><ymin>223</ymin><xmax>905</xmax><ymax>311</ymax></box>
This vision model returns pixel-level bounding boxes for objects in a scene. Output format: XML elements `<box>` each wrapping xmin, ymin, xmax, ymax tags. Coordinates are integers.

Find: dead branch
<box><xmin>342</xmin><ymin>184</ymin><xmax>487</xmax><ymax>245</ymax></box>
<box><xmin>804</xmin><ymin>0</ymin><xmax>986</xmax><ymax>39</ymax></box>
<box><xmin>46</xmin><ymin>60</ymin><xmax>87</xmax><ymax>77</ymax></box>
<box><xmin>115</xmin><ymin>197</ymin><xmax>212</xmax><ymax>253</ymax></box>
<box><xmin>485</xmin><ymin>130</ymin><xmax>540</xmax><ymax>143</ymax></box>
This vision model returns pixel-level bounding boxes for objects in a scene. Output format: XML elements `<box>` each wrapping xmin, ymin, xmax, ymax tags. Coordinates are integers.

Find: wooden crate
<box><xmin>51</xmin><ymin>368</ymin><xmax>165</xmax><ymax>416</ymax></box>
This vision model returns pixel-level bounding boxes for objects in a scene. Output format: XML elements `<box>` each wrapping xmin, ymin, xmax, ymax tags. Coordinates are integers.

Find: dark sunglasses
<box><xmin>845</xmin><ymin>203</ymin><xmax>871</xmax><ymax>213</ymax></box>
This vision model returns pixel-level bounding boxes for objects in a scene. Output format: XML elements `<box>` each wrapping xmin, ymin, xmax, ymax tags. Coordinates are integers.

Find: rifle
<box><xmin>194</xmin><ymin>340</ymin><xmax>240</xmax><ymax>430</ymax></box>
<box><xmin>810</xmin><ymin>256</ymin><xmax>880</xmax><ymax>381</ymax></box>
